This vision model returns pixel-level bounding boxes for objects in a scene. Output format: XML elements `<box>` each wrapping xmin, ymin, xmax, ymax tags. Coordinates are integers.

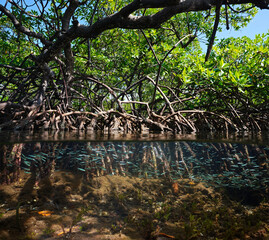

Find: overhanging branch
<box><xmin>0</xmin><ymin>4</ymin><xmax>50</xmax><ymax>46</ymax></box>
<box><xmin>2</xmin><ymin>0</ymin><xmax>267</xmax><ymax>64</ymax></box>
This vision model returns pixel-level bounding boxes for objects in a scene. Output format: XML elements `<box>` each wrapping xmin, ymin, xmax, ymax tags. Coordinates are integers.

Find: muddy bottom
<box><xmin>0</xmin><ymin>171</ymin><xmax>269</xmax><ymax>240</ymax></box>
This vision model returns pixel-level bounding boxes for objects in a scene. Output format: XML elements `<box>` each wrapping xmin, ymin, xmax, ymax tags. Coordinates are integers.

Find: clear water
<box><xmin>7</xmin><ymin>141</ymin><xmax>268</xmax><ymax>190</ymax></box>
<box><xmin>1</xmin><ymin>131</ymin><xmax>269</xmax><ymax>239</ymax></box>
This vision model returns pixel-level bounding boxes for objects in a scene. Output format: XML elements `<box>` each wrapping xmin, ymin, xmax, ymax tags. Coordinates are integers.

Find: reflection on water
<box><xmin>1</xmin><ymin>139</ymin><xmax>269</xmax><ymax>239</ymax></box>
<box><xmin>1</xmin><ymin>129</ymin><xmax>269</xmax><ymax>145</ymax></box>
<box><xmin>1</xmin><ymin>141</ymin><xmax>269</xmax><ymax>191</ymax></box>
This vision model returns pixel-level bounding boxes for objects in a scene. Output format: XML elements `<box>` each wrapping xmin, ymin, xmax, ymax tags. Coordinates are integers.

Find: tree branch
<box><xmin>62</xmin><ymin>0</ymin><xmax>80</xmax><ymax>32</ymax></box>
<box><xmin>2</xmin><ymin>0</ymin><xmax>266</xmax><ymax>65</ymax></box>
<box><xmin>205</xmin><ymin>0</ymin><xmax>222</xmax><ymax>61</ymax></box>
<box><xmin>0</xmin><ymin>3</ymin><xmax>50</xmax><ymax>46</ymax></box>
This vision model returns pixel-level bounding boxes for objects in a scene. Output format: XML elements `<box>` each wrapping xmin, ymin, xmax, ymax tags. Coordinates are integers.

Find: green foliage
<box><xmin>177</xmin><ymin>33</ymin><xmax>269</xmax><ymax>112</ymax></box>
<box><xmin>69</xmin><ymin>5</ymin><xmax>262</xmax><ymax>114</ymax></box>
<box><xmin>0</xmin><ymin>1</ymin><xmax>267</xmax><ymax>129</ymax></box>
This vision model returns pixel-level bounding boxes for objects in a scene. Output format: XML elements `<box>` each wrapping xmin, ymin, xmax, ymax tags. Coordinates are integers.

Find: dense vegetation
<box><xmin>0</xmin><ymin>0</ymin><xmax>268</xmax><ymax>133</ymax></box>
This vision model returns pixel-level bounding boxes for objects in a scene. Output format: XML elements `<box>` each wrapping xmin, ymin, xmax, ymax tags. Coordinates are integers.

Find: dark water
<box><xmin>1</xmin><ymin>129</ymin><xmax>269</xmax><ymax>144</ymax></box>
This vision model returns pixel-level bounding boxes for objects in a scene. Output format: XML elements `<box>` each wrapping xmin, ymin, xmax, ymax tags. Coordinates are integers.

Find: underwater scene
<box><xmin>1</xmin><ymin>140</ymin><xmax>269</xmax><ymax>239</ymax></box>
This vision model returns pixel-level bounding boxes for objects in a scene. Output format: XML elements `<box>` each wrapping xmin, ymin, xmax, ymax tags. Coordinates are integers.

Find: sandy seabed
<box><xmin>1</xmin><ymin>170</ymin><xmax>269</xmax><ymax>240</ymax></box>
